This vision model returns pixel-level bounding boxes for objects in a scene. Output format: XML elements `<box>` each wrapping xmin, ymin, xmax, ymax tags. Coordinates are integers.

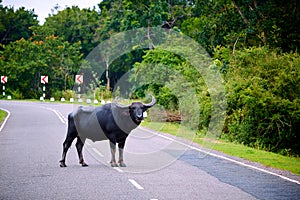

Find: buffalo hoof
<box><xmin>59</xmin><ymin>161</ymin><xmax>67</xmax><ymax>168</ymax></box>
<box><xmin>119</xmin><ymin>161</ymin><xmax>127</xmax><ymax>167</ymax></box>
<box><xmin>110</xmin><ymin>161</ymin><xmax>118</xmax><ymax>167</ymax></box>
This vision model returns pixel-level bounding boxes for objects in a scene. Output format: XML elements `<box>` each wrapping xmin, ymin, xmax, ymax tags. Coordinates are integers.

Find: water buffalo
<box><xmin>59</xmin><ymin>96</ymin><xmax>156</xmax><ymax>167</ymax></box>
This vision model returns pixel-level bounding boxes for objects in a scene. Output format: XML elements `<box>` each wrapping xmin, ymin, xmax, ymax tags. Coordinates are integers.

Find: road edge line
<box><xmin>0</xmin><ymin>108</ymin><xmax>11</xmax><ymax>132</ymax></box>
<box><xmin>139</xmin><ymin>127</ymin><xmax>300</xmax><ymax>185</ymax></box>
<box><xmin>92</xmin><ymin>147</ymin><xmax>104</xmax><ymax>157</ymax></box>
<box><xmin>43</xmin><ymin>107</ymin><xmax>67</xmax><ymax>124</ymax></box>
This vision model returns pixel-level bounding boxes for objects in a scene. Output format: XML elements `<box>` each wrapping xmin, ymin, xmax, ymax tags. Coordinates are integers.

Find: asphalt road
<box><xmin>0</xmin><ymin>100</ymin><xmax>299</xmax><ymax>200</ymax></box>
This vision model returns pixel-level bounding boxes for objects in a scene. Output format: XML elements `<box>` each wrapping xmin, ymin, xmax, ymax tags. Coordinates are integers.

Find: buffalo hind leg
<box><xmin>76</xmin><ymin>136</ymin><xmax>88</xmax><ymax>167</ymax></box>
<box><xmin>118</xmin><ymin>142</ymin><xmax>126</xmax><ymax>167</ymax></box>
<box><xmin>60</xmin><ymin>135</ymin><xmax>76</xmax><ymax>167</ymax></box>
<box><xmin>109</xmin><ymin>141</ymin><xmax>118</xmax><ymax>167</ymax></box>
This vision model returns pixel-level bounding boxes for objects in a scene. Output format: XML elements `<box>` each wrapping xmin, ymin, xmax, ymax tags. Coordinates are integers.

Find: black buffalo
<box><xmin>59</xmin><ymin>96</ymin><xmax>156</xmax><ymax>167</ymax></box>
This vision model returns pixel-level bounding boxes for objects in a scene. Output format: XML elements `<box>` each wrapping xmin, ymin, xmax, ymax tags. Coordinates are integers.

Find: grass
<box><xmin>142</xmin><ymin>121</ymin><xmax>300</xmax><ymax>176</ymax></box>
<box><xmin>0</xmin><ymin>109</ymin><xmax>7</xmax><ymax>126</ymax></box>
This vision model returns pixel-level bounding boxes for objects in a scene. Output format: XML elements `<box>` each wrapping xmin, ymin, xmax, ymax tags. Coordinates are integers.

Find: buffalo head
<box><xmin>114</xmin><ymin>95</ymin><xmax>156</xmax><ymax>124</ymax></box>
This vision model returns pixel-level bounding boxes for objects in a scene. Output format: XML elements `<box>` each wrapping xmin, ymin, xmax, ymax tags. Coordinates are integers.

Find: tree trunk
<box><xmin>105</xmin><ymin>59</ymin><xmax>110</xmax><ymax>91</ymax></box>
<box><xmin>147</xmin><ymin>20</ymin><xmax>154</xmax><ymax>49</ymax></box>
<box><xmin>232</xmin><ymin>0</ymin><xmax>249</xmax><ymax>25</ymax></box>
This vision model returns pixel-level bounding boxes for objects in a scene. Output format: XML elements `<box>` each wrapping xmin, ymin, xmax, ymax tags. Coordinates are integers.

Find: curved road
<box><xmin>0</xmin><ymin>101</ymin><xmax>299</xmax><ymax>199</ymax></box>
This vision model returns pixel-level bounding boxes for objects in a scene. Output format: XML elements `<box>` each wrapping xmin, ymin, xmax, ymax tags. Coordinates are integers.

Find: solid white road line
<box><xmin>52</xmin><ymin>109</ymin><xmax>67</xmax><ymax>124</ymax></box>
<box><xmin>128</xmin><ymin>179</ymin><xmax>144</xmax><ymax>190</ymax></box>
<box><xmin>56</xmin><ymin>110</ymin><xmax>67</xmax><ymax>123</ymax></box>
<box><xmin>85</xmin><ymin>141</ymin><xmax>92</xmax><ymax>147</ymax></box>
<box><xmin>0</xmin><ymin>108</ymin><xmax>11</xmax><ymax>132</ymax></box>
<box><xmin>139</xmin><ymin>127</ymin><xmax>300</xmax><ymax>185</ymax></box>
<box><xmin>92</xmin><ymin>148</ymin><xmax>104</xmax><ymax>157</ymax></box>
<box><xmin>43</xmin><ymin>107</ymin><xmax>67</xmax><ymax>124</ymax></box>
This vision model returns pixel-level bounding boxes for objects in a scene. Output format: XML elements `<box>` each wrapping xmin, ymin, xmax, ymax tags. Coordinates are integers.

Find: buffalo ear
<box><xmin>142</xmin><ymin>106</ymin><xmax>149</xmax><ymax>112</ymax></box>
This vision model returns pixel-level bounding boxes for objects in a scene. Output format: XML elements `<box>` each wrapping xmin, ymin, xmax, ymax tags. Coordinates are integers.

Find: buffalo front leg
<box><xmin>60</xmin><ymin>136</ymin><xmax>76</xmax><ymax>167</ymax></box>
<box><xmin>109</xmin><ymin>141</ymin><xmax>118</xmax><ymax>167</ymax></box>
<box><xmin>75</xmin><ymin>137</ymin><xmax>88</xmax><ymax>167</ymax></box>
<box><xmin>118</xmin><ymin>142</ymin><xmax>126</xmax><ymax>167</ymax></box>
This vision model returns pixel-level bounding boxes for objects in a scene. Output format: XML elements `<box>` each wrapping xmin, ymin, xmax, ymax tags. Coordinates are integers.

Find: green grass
<box><xmin>0</xmin><ymin>109</ymin><xmax>7</xmax><ymax>125</ymax></box>
<box><xmin>142</xmin><ymin>121</ymin><xmax>300</xmax><ymax>176</ymax></box>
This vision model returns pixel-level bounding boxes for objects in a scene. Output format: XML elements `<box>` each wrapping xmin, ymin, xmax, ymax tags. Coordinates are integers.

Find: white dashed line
<box><xmin>128</xmin><ymin>179</ymin><xmax>144</xmax><ymax>190</ymax></box>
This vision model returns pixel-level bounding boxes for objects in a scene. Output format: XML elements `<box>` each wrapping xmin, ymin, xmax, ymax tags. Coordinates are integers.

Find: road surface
<box><xmin>0</xmin><ymin>101</ymin><xmax>299</xmax><ymax>199</ymax></box>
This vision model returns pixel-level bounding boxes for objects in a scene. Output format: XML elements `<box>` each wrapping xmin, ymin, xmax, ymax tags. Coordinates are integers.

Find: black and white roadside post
<box><xmin>1</xmin><ymin>76</ymin><xmax>7</xmax><ymax>97</ymax></box>
<box><xmin>75</xmin><ymin>75</ymin><xmax>83</xmax><ymax>102</ymax></box>
<box><xmin>41</xmin><ymin>75</ymin><xmax>48</xmax><ymax>101</ymax></box>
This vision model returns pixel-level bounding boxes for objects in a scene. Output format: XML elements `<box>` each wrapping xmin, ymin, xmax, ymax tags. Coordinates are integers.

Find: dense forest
<box><xmin>0</xmin><ymin>0</ymin><xmax>299</xmax><ymax>155</ymax></box>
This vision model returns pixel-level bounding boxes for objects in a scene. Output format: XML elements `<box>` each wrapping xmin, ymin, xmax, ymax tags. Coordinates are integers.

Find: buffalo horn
<box><xmin>143</xmin><ymin>95</ymin><xmax>156</xmax><ymax>108</ymax></box>
<box><xmin>114</xmin><ymin>97</ymin><xmax>130</xmax><ymax>109</ymax></box>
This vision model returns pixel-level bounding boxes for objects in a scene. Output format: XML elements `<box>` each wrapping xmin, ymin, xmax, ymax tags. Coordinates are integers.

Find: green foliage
<box><xmin>0</xmin><ymin>5</ymin><xmax>38</xmax><ymax>45</ymax></box>
<box><xmin>96</xmin><ymin>0</ymin><xmax>193</xmax><ymax>91</ymax></box>
<box><xmin>62</xmin><ymin>90</ymin><xmax>76</xmax><ymax>100</ymax></box>
<box><xmin>98</xmin><ymin>0</ymin><xmax>191</xmax><ymax>36</ymax></box>
<box><xmin>8</xmin><ymin>89</ymin><xmax>24</xmax><ymax>99</ymax></box>
<box><xmin>51</xmin><ymin>90</ymin><xmax>62</xmax><ymax>100</ymax></box>
<box><xmin>0</xmin><ymin>35</ymin><xmax>82</xmax><ymax>99</ymax></box>
<box><xmin>130</xmin><ymin>48</ymin><xmax>210</xmax><ymax>130</ymax></box>
<box><xmin>120</xmin><ymin>0</ymin><xmax>169</xmax><ymax>30</ymax></box>
<box><xmin>94</xmin><ymin>86</ymin><xmax>112</xmax><ymax>100</ymax></box>
<box><xmin>216</xmin><ymin>46</ymin><xmax>300</xmax><ymax>155</ymax></box>
<box><xmin>181</xmin><ymin>0</ymin><xmax>300</xmax><ymax>54</ymax></box>
<box><xmin>41</xmin><ymin>6</ymin><xmax>100</xmax><ymax>56</ymax></box>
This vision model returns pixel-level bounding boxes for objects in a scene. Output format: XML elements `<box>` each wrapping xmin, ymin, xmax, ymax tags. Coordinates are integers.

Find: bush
<box><xmin>62</xmin><ymin>90</ymin><xmax>76</xmax><ymax>100</ymax></box>
<box><xmin>10</xmin><ymin>89</ymin><xmax>24</xmax><ymax>99</ymax></box>
<box><xmin>51</xmin><ymin>90</ymin><xmax>62</xmax><ymax>100</ymax></box>
<box><xmin>94</xmin><ymin>86</ymin><xmax>111</xmax><ymax>100</ymax></box>
<box><xmin>216</xmin><ymin>46</ymin><xmax>300</xmax><ymax>155</ymax></box>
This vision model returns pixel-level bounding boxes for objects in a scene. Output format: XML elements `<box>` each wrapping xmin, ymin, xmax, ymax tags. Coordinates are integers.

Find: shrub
<box><xmin>51</xmin><ymin>90</ymin><xmax>62</xmax><ymax>100</ymax></box>
<box><xmin>94</xmin><ymin>86</ymin><xmax>111</xmax><ymax>100</ymax></box>
<box><xmin>216</xmin><ymin>46</ymin><xmax>300</xmax><ymax>155</ymax></box>
<box><xmin>10</xmin><ymin>89</ymin><xmax>24</xmax><ymax>99</ymax></box>
<box><xmin>62</xmin><ymin>90</ymin><xmax>76</xmax><ymax>100</ymax></box>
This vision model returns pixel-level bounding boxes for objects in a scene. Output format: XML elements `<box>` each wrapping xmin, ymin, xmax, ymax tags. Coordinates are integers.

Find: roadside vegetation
<box><xmin>0</xmin><ymin>0</ymin><xmax>299</xmax><ymax>169</ymax></box>
<box><xmin>0</xmin><ymin>109</ymin><xmax>7</xmax><ymax>126</ymax></box>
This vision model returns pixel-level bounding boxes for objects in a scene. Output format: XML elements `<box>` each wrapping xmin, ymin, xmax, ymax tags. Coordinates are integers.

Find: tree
<box><xmin>232</xmin><ymin>0</ymin><xmax>300</xmax><ymax>51</ymax></box>
<box><xmin>130</xmin><ymin>47</ymin><xmax>210</xmax><ymax>129</ymax></box>
<box><xmin>96</xmin><ymin>0</ymin><xmax>194</xmax><ymax>91</ymax></box>
<box><xmin>41</xmin><ymin>6</ymin><xmax>101</xmax><ymax>56</ymax></box>
<box><xmin>181</xmin><ymin>0</ymin><xmax>300</xmax><ymax>54</ymax></box>
<box><xmin>0</xmin><ymin>35</ymin><xmax>82</xmax><ymax>99</ymax></box>
<box><xmin>0</xmin><ymin>3</ymin><xmax>38</xmax><ymax>45</ymax></box>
